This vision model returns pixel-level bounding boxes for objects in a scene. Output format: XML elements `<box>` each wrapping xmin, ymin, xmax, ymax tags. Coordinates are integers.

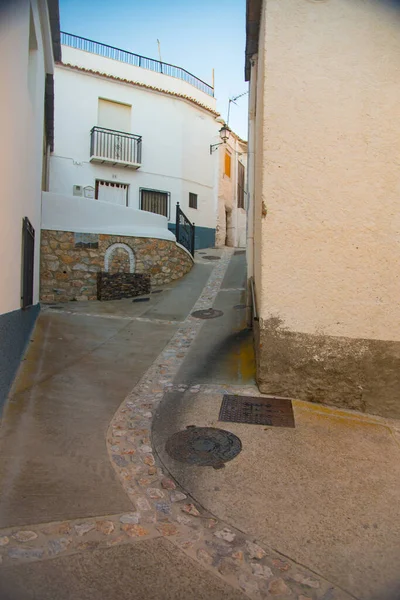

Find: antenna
<box><xmin>227</xmin><ymin>91</ymin><xmax>248</xmax><ymax>125</ymax></box>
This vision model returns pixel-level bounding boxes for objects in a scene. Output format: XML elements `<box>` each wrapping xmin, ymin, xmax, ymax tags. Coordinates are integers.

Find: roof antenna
<box><xmin>227</xmin><ymin>91</ymin><xmax>248</xmax><ymax>126</ymax></box>
<box><xmin>157</xmin><ymin>39</ymin><xmax>162</xmax><ymax>63</ymax></box>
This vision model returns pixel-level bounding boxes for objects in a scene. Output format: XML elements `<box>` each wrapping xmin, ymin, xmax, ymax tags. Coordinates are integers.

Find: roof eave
<box><xmin>245</xmin><ymin>0</ymin><xmax>262</xmax><ymax>81</ymax></box>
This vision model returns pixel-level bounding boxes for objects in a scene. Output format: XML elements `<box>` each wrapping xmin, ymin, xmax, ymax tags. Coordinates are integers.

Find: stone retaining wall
<box><xmin>40</xmin><ymin>230</ymin><xmax>193</xmax><ymax>302</ymax></box>
<box><xmin>97</xmin><ymin>273</ymin><xmax>151</xmax><ymax>301</ymax></box>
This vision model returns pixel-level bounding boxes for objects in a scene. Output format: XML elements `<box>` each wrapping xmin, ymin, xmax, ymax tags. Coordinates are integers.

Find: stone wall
<box><xmin>97</xmin><ymin>273</ymin><xmax>151</xmax><ymax>301</ymax></box>
<box><xmin>40</xmin><ymin>230</ymin><xmax>193</xmax><ymax>302</ymax></box>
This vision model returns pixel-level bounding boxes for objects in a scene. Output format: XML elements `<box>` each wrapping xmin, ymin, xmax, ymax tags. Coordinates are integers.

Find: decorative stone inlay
<box><xmin>104</xmin><ymin>243</ymin><xmax>135</xmax><ymax>274</ymax></box>
<box><xmin>12</xmin><ymin>531</ymin><xmax>38</xmax><ymax>543</ymax></box>
<box><xmin>119</xmin><ymin>513</ymin><xmax>140</xmax><ymax>525</ymax></box>
<box><xmin>74</xmin><ymin>523</ymin><xmax>95</xmax><ymax>536</ymax></box>
<box><xmin>74</xmin><ymin>233</ymin><xmax>99</xmax><ymax>249</ymax></box>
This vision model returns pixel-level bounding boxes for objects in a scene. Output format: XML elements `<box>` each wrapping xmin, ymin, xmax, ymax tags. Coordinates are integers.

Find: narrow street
<box><xmin>0</xmin><ymin>249</ymin><xmax>399</xmax><ymax>600</ymax></box>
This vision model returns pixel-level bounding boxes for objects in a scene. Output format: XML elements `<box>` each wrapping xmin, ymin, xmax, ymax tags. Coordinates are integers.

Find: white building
<box><xmin>215</xmin><ymin>127</ymin><xmax>247</xmax><ymax>248</ymax></box>
<box><xmin>0</xmin><ymin>0</ymin><xmax>60</xmax><ymax>407</ymax></box>
<box><xmin>47</xmin><ymin>33</ymin><xmax>220</xmax><ymax>251</ymax></box>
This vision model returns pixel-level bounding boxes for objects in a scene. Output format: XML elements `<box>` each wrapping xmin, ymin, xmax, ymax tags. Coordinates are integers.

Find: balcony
<box><xmin>90</xmin><ymin>126</ymin><xmax>142</xmax><ymax>169</ymax></box>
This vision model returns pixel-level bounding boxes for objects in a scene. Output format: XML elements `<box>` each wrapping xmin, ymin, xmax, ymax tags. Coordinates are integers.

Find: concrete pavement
<box><xmin>0</xmin><ymin>255</ymin><xmax>248</xmax><ymax>600</ymax></box>
<box><xmin>1</xmin><ymin>248</ymin><xmax>399</xmax><ymax>600</ymax></box>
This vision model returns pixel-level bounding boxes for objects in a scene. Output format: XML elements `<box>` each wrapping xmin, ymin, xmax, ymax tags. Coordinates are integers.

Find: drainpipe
<box><xmin>246</xmin><ymin>55</ymin><xmax>258</xmax><ymax>326</ymax></box>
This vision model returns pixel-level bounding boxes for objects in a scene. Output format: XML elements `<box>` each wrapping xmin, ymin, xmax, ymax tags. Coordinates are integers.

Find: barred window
<box><xmin>140</xmin><ymin>188</ymin><xmax>170</xmax><ymax>218</ymax></box>
<box><xmin>189</xmin><ymin>192</ymin><xmax>198</xmax><ymax>209</ymax></box>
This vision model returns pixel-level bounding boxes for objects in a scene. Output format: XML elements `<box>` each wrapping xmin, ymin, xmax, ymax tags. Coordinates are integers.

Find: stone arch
<box><xmin>104</xmin><ymin>243</ymin><xmax>135</xmax><ymax>274</ymax></box>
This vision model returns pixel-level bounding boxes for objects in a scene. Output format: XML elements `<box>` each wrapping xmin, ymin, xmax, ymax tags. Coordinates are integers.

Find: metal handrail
<box><xmin>176</xmin><ymin>203</ymin><xmax>195</xmax><ymax>257</ymax></box>
<box><xmin>61</xmin><ymin>32</ymin><xmax>214</xmax><ymax>97</ymax></box>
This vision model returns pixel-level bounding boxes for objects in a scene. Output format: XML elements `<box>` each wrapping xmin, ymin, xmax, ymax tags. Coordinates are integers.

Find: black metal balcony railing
<box><xmin>61</xmin><ymin>32</ymin><xmax>214</xmax><ymax>97</ymax></box>
<box><xmin>90</xmin><ymin>126</ymin><xmax>142</xmax><ymax>166</ymax></box>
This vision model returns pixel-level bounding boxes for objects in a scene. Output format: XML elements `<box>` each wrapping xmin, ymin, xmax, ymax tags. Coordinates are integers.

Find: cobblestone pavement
<box><xmin>0</xmin><ymin>249</ymin><xmax>356</xmax><ymax>600</ymax></box>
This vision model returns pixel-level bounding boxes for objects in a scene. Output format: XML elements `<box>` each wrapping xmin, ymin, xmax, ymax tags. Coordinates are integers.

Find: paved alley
<box><xmin>0</xmin><ymin>249</ymin><xmax>399</xmax><ymax>600</ymax></box>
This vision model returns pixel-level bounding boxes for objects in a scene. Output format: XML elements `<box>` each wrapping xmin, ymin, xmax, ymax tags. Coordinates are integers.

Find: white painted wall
<box><xmin>50</xmin><ymin>59</ymin><xmax>219</xmax><ymax>230</ymax></box>
<box><xmin>0</xmin><ymin>0</ymin><xmax>54</xmax><ymax>314</ymax></box>
<box><xmin>61</xmin><ymin>45</ymin><xmax>216</xmax><ymax>112</ymax></box>
<box><xmin>216</xmin><ymin>132</ymin><xmax>248</xmax><ymax>248</ymax></box>
<box><xmin>42</xmin><ymin>192</ymin><xmax>176</xmax><ymax>241</ymax></box>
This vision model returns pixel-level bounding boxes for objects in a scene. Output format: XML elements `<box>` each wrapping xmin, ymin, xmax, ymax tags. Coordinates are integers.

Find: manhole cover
<box><xmin>203</xmin><ymin>256</ymin><xmax>220</xmax><ymax>261</ymax></box>
<box><xmin>165</xmin><ymin>427</ymin><xmax>242</xmax><ymax>468</ymax></box>
<box><xmin>233</xmin><ymin>304</ymin><xmax>246</xmax><ymax>310</ymax></box>
<box><xmin>191</xmin><ymin>308</ymin><xmax>223</xmax><ymax>319</ymax></box>
<box><xmin>219</xmin><ymin>395</ymin><xmax>295</xmax><ymax>428</ymax></box>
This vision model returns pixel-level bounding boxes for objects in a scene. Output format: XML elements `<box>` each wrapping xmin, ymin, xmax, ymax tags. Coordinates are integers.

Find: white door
<box><xmin>96</xmin><ymin>181</ymin><xmax>128</xmax><ymax>206</ymax></box>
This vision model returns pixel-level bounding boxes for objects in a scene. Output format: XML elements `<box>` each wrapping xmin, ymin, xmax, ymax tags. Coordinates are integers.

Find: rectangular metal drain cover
<box><xmin>219</xmin><ymin>395</ymin><xmax>295</xmax><ymax>428</ymax></box>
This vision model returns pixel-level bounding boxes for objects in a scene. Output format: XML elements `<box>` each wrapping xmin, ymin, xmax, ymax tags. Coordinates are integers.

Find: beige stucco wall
<box><xmin>216</xmin><ymin>134</ymin><xmax>247</xmax><ymax>248</ymax></box>
<box><xmin>253</xmin><ymin>0</ymin><xmax>400</xmax><ymax>342</ymax></box>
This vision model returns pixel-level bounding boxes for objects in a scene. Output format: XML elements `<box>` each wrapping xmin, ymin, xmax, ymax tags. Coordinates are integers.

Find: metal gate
<box><xmin>176</xmin><ymin>203</ymin><xmax>195</xmax><ymax>256</ymax></box>
<box><xmin>22</xmin><ymin>217</ymin><xmax>35</xmax><ymax>309</ymax></box>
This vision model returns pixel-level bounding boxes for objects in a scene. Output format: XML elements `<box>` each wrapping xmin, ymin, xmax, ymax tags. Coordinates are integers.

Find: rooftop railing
<box><xmin>61</xmin><ymin>32</ymin><xmax>214</xmax><ymax>97</ymax></box>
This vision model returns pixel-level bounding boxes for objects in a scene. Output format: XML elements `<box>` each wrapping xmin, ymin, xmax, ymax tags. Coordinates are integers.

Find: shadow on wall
<box><xmin>177</xmin><ymin>327</ymin><xmax>256</xmax><ymax>384</ymax></box>
<box><xmin>0</xmin><ymin>304</ymin><xmax>40</xmax><ymax>412</ymax></box>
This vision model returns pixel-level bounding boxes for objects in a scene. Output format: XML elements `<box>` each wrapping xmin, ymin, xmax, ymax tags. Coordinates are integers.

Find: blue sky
<box><xmin>59</xmin><ymin>0</ymin><xmax>249</xmax><ymax>139</ymax></box>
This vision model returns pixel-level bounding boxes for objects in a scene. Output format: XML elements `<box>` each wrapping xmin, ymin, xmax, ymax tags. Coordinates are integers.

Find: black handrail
<box><xmin>22</xmin><ymin>217</ymin><xmax>35</xmax><ymax>309</ymax></box>
<box><xmin>176</xmin><ymin>203</ymin><xmax>195</xmax><ymax>257</ymax></box>
<box><xmin>61</xmin><ymin>32</ymin><xmax>214</xmax><ymax>97</ymax></box>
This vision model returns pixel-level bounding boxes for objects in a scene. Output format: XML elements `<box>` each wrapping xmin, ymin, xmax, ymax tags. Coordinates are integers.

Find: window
<box><xmin>224</xmin><ymin>151</ymin><xmax>231</xmax><ymax>178</ymax></box>
<box><xmin>237</xmin><ymin>161</ymin><xmax>245</xmax><ymax>209</ymax></box>
<box><xmin>189</xmin><ymin>192</ymin><xmax>198</xmax><ymax>209</ymax></box>
<box><xmin>95</xmin><ymin>180</ymin><xmax>129</xmax><ymax>206</ymax></box>
<box><xmin>140</xmin><ymin>188</ymin><xmax>170</xmax><ymax>218</ymax></box>
<box><xmin>98</xmin><ymin>99</ymin><xmax>131</xmax><ymax>132</ymax></box>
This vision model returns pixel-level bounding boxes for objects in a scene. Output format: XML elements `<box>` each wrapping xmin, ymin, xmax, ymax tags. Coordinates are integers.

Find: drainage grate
<box><xmin>151</xmin><ymin>290</ymin><xmax>163</xmax><ymax>294</ymax></box>
<box><xmin>203</xmin><ymin>256</ymin><xmax>220</xmax><ymax>261</ymax></box>
<box><xmin>233</xmin><ymin>304</ymin><xmax>246</xmax><ymax>310</ymax></box>
<box><xmin>132</xmin><ymin>297</ymin><xmax>150</xmax><ymax>303</ymax></box>
<box><xmin>219</xmin><ymin>395</ymin><xmax>295</xmax><ymax>428</ymax></box>
<box><xmin>165</xmin><ymin>427</ymin><xmax>242</xmax><ymax>468</ymax></box>
<box><xmin>234</xmin><ymin>250</ymin><xmax>246</xmax><ymax>255</ymax></box>
<box><xmin>191</xmin><ymin>308</ymin><xmax>223</xmax><ymax>319</ymax></box>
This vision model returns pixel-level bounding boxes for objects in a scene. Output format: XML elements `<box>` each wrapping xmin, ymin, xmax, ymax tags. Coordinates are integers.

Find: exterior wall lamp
<box><xmin>210</xmin><ymin>124</ymin><xmax>231</xmax><ymax>154</ymax></box>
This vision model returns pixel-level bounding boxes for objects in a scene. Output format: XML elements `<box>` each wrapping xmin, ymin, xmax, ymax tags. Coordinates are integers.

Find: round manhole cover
<box><xmin>233</xmin><ymin>304</ymin><xmax>246</xmax><ymax>310</ymax></box>
<box><xmin>203</xmin><ymin>256</ymin><xmax>220</xmax><ymax>261</ymax></box>
<box><xmin>191</xmin><ymin>308</ymin><xmax>223</xmax><ymax>319</ymax></box>
<box><xmin>165</xmin><ymin>427</ymin><xmax>242</xmax><ymax>468</ymax></box>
